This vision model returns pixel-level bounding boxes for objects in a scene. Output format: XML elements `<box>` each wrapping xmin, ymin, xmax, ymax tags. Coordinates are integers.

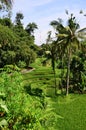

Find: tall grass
<box><xmin>52</xmin><ymin>94</ymin><xmax>86</xmax><ymax>130</ymax></box>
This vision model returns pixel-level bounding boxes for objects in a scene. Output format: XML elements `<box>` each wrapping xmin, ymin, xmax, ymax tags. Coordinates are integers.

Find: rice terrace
<box><xmin>0</xmin><ymin>0</ymin><xmax>86</xmax><ymax>130</ymax></box>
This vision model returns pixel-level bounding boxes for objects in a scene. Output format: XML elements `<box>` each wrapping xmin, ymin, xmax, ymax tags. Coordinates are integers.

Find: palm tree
<box><xmin>46</xmin><ymin>32</ymin><xmax>58</xmax><ymax>95</ymax></box>
<box><xmin>50</xmin><ymin>13</ymin><xmax>86</xmax><ymax>95</ymax></box>
<box><xmin>25</xmin><ymin>22</ymin><xmax>38</xmax><ymax>36</ymax></box>
<box><xmin>15</xmin><ymin>12</ymin><xmax>24</xmax><ymax>26</ymax></box>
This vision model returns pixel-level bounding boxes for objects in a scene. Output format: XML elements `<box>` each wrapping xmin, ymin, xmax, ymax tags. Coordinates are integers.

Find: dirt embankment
<box><xmin>21</xmin><ymin>67</ymin><xmax>35</xmax><ymax>74</ymax></box>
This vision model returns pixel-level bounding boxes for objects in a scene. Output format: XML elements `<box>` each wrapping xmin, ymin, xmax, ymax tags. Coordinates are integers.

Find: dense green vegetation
<box><xmin>0</xmin><ymin>60</ymin><xmax>86</xmax><ymax>129</ymax></box>
<box><xmin>0</xmin><ymin>1</ymin><xmax>86</xmax><ymax>129</ymax></box>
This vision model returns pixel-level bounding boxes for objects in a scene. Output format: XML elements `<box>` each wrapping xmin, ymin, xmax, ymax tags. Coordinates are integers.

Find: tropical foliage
<box><xmin>49</xmin><ymin>12</ymin><xmax>86</xmax><ymax>95</ymax></box>
<box><xmin>0</xmin><ymin>5</ymin><xmax>86</xmax><ymax>129</ymax></box>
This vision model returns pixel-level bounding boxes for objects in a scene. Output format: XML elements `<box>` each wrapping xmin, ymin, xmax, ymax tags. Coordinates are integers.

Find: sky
<box><xmin>11</xmin><ymin>0</ymin><xmax>86</xmax><ymax>45</ymax></box>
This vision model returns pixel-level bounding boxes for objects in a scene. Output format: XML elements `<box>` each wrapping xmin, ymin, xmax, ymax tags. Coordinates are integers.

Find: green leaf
<box><xmin>0</xmin><ymin>104</ymin><xmax>9</xmax><ymax>113</ymax></box>
<box><xmin>0</xmin><ymin>119</ymin><xmax>8</xmax><ymax>126</ymax></box>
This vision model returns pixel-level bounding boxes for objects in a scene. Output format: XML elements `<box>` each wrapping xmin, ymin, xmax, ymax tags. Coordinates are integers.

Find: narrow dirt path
<box><xmin>21</xmin><ymin>68</ymin><xmax>35</xmax><ymax>74</ymax></box>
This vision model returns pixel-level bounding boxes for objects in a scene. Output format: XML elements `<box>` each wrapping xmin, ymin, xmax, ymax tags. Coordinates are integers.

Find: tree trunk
<box><xmin>61</xmin><ymin>56</ymin><xmax>64</xmax><ymax>94</ymax></box>
<box><xmin>66</xmin><ymin>47</ymin><xmax>71</xmax><ymax>96</ymax></box>
<box><xmin>51</xmin><ymin>47</ymin><xmax>57</xmax><ymax>95</ymax></box>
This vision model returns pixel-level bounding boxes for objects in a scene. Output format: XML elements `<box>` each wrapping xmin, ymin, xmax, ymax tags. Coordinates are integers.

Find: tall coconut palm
<box><xmin>25</xmin><ymin>22</ymin><xmax>38</xmax><ymax>36</ymax></box>
<box><xmin>46</xmin><ymin>31</ymin><xmax>58</xmax><ymax>95</ymax></box>
<box><xmin>50</xmin><ymin>13</ymin><xmax>86</xmax><ymax>95</ymax></box>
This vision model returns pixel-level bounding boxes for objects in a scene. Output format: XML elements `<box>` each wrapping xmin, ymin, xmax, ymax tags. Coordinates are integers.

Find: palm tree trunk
<box><xmin>66</xmin><ymin>47</ymin><xmax>71</xmax><ymax>96</ymax></box>
<box><xmin>51</xmin><ymin>46</ymin><xmax>57</xmax><ymax>95</ymax></box>
<box><xmin>61</xmin><ymin>56</ymin><xmax>64</xmax><ymax>94</ymax></box>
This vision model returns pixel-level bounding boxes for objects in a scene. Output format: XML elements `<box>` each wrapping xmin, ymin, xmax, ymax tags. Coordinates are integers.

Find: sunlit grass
<box><xmin>52</xmin><ymin>94</ymin><xmax>86</xmax><ymax>130</ymax></box>
<box><xmin>22</xmin><ymin>59</ymin><xmax>86</xmax><ymax>130</ymax></box>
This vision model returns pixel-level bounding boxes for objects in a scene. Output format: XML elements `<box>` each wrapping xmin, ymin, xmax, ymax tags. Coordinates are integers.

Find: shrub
<box><xmin>17</xmin><ymin>60</ymin><xmax>26</xmax><ymax>68</ymax></box>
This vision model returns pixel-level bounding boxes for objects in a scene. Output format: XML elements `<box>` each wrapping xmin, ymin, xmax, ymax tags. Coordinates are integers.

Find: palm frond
<box><xmin>65</xmin><ymin>9</ymin><xmax>69</xmax><ymax>15</ymax></box>
<box><xmin>57</xmin><ymin>33</ymin><xmax>68</xmax><ymax>38</ymax></box>
<box><xmin>78</xmin><ymin>27</ymin><xmax>86</xmax><ymax>32</ymax></box>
